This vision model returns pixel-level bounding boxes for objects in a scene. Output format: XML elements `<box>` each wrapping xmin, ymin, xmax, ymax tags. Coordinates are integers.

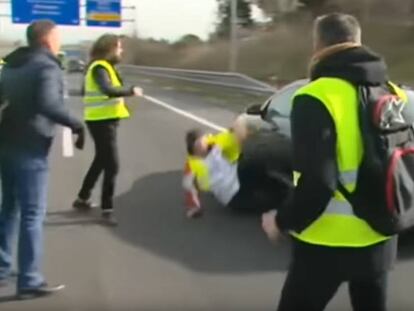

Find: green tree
<box><xmin>216</xmin><ymin>0</ymin><xmax>254</xmax><ymax>38</ymax></box>
<box><xmin>176</xmin><ymin>34</ymin><xmax>202</xmax><ymax>45</ymax></box>
<box><xmin>173</xmin><ymin>34</ymin><xmax>203</xmax><ymax>49</ymax></box>
<box><xmin>254</xmin><ymin>0</ymin><xmax>301</xmax><ymax>18</ymax></box>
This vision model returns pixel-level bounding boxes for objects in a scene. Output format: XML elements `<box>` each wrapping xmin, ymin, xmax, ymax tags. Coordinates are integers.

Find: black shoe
<box><xmin>17</xmin><ymin>282</ymin><xmax>65</xmax><ymax>300</ymax></box>
<box><xmin>101</xmin><ymin>211</ymin><xmax>118</xmax><ymax>227</ymax></box>
<box><xmin>73</xmin><ymin>198</ymin><xmax>97</xmax><ymax>212</ymax></box>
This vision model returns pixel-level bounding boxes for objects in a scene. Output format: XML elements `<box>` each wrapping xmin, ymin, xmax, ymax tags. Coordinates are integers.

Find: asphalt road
<box><xmin>1</xmin><ymin>72</ymin><xmax>414</xmax><ymax>311</ymax></box>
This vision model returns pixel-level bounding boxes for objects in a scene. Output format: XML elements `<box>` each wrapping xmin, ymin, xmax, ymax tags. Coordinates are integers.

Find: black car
<box><xmin>236</xmin><ymin>80</ymin><xmax>308</xmax><ymax>190</ymax></box>
<box><xmin>67</xmin><ymin>59</ymin><xmax>86</xmax><ymax>73</ymax></box>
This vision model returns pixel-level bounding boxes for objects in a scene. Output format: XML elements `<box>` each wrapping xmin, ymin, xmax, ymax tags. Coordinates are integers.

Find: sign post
<box><xmin>11</xmin><ymin>0</ymin><xmax>80</xmax><ymax>25</ymax></box>
<box><xmin>86</xmin><ymin>0</ymin><xmax>121</xmax><ymax>27</ymax></box>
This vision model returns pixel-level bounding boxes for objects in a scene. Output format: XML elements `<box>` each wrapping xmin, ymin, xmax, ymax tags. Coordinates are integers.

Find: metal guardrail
<box><xmin>119</xmin><ymin>65</ymin><xmax>277</xmax><ymax>94</ymax></box>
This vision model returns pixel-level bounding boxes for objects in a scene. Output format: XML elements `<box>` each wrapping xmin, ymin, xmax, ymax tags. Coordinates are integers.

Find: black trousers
<box><xmin>277</xmin><ymin>239</ymin><xmax>397</xmax><ymax>311</ymax></box>
<box><xmin>278</xmin><ymin>262</ymin><xmax>387</xmax><ymax>311</ymax></box>
<box><xmin>227</xmin><ymin>157</ymin><xmax>293</xmax><ymax>213</ymax></box>
<box><xmin>228</xmin><ymin>131</ymin><xmax>293</xmax><ymax>213</ymax></box>
<box><xmin>78</xmin><ymin>120</ymin><xmax>120</xmax><ymax>211</ymax></box>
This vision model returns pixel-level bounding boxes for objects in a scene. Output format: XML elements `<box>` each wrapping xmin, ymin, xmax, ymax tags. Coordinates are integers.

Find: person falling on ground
<box><xmin>183</xmin><ymin>116</ymin><xmax>293</xmax><ymax>218</ymax></box>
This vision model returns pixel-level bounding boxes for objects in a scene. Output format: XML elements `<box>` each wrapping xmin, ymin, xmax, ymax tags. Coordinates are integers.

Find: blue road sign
<box><xmin>11</xmin><ymin>0</ymin><xmax>80</xmax><ymax>25</ymax></box>
<box><xmin>86</xmin><ymin>0</ymin><xmax>121</xmax><ymax>28</ymax></box>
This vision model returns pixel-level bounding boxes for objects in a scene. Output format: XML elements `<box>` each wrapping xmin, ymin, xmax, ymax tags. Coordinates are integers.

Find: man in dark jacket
<box><xmin>0</xmin><ymin>20</ymin><xmax>83</xmax><ymax>298</ymax></box>
<box><xmin>262</xmin><ymin>13</ymin><xmax>405</xmax><ymax>311</ymax></box>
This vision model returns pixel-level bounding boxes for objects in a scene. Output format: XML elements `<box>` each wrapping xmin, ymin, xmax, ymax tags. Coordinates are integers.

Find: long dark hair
<box><xmin>89</xmin><ymin>34</ymin><xmax>120</xmax><ymax>63</ymax></box>
<box><xmin>185</xmin><ymin>128</ymin><xmax>204</xmax><ymax>155</ymax></box>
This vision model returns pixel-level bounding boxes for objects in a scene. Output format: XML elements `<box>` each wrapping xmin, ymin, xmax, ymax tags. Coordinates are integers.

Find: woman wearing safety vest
<box><xmin>73</xmin><ymin>34</ymin><xmax>142</xmax><ymax>226</ymax></box>
<box><xmin>262</xmin><ymin>14</ymin><xmax>403</xmax><ymax>311</ymax></box>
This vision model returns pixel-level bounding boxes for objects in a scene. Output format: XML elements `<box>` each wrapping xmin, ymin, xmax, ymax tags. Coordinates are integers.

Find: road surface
<box><xmin>1</xmin><ymin>72</ymin><xmax>414</xmax><ymax>311</ymax></box>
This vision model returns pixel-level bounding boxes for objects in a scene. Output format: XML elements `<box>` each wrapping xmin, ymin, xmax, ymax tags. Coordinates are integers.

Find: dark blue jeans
<box><xmin>0</xmin><ymin>149</ymin><xmax>48</xmax><ymax>289</ymax></box>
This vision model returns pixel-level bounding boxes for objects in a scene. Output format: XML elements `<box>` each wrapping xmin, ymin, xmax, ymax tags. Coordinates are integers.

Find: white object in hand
<box><xmin>62</xmin><ymin>127</ymin><xmax>74</xmax><ymax>158</ymax></box>
<box><xmin>133</xmin><ymin>87</ymin><xmax>143</xmax><ymax>97</ymax></box>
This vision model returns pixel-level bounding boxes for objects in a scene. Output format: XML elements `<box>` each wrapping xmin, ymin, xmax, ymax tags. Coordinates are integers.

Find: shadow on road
<box><xmin>43</xmin><ymin>169</ymin><xmax>414</xmax><ymax>274</ymax></box>
<box><xmin>110</xmin><ymin>170</ymin><xmax>414</xmax><ymax>271</ymax></box>
<box><xmin>46</xmin><ymin>210</ymin><xmax>101</xmax><ymax>227</ymax></box>
<box><xmin>111</xmin><ymin>170</ymin><xmax>291</xmax><ymax>274</ymax></box>
<box><xmin>0</xmin><ymin>295</ymin><xmax>19</xmax><ymax>304</ymax></box>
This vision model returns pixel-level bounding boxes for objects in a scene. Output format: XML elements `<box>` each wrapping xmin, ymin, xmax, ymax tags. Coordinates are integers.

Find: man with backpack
<box><xmin>262</xmin><ymin>13</ymin><xmax>414</xmax><ymax>311</ymax></box>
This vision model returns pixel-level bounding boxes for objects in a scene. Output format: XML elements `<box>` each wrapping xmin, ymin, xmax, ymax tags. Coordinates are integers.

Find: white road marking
<box><xmin>62</xmin><ymin>127</ymin><xmax>74</xmax><ymax>158</ymax></box>
<box><xmin>144</xmin><ymin>95</ymin><xmax>226</xmax><ymax>132</ymax></box>
<box><xmin>62</xmin><ymin>94</ymin><xmax>225</xmax><ymax>156</ymax></box>
<box><xmin>162</xmin><ymin>86</ymin><xmax>175</xmax><ymax>91</ymax></box>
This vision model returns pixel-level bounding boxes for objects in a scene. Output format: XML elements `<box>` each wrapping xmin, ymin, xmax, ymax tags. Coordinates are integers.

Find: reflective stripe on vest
<box><xmin>83</xmin><ymin>98</ymin><xmax>124</xmax><ymax>108</ymax></box>
<box><xmin>293</xmin><ymin>170</ymin><xmax>356</xmax><ymax>216</ymax></box>
<box><xmin>83</xmin><ymin>60</ymin><xmax>130</xmax><ymax>121</ymax></box>
<box><xmin>291</xmin><ymin>77</ymin><xmax>392</xmax><ymax>247</ymax></box>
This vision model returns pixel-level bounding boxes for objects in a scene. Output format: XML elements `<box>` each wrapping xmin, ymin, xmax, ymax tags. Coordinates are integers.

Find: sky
<box><xmin>136</xmin><ymin>0</ymin><xmax>218</xmax><ymax>41</ymax></box>
<box><xmin>0</xmin><ymin>0</ymin><xmax>224</xmax><ymax>44</ymax></box>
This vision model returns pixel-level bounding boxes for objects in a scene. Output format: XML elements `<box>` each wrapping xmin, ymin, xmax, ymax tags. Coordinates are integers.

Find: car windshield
<box><xmin>266</xmin><ymin>80</ymin><xmax>308</xmax><ymax>120</ymax></box>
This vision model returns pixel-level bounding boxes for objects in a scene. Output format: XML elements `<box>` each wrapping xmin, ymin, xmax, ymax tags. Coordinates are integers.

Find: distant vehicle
<box><xmin>67</xmin><ymin>59</ymin><xmax>86</xmax><ymax>73</ymax></box>
<box><xmin>57</xmin><ymin>51</ymin><xmax>67</xmax><ymax>69</ymax></box>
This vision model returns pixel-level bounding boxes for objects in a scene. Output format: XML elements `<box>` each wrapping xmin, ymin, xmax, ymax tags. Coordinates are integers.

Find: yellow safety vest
<box><xmin>187</xmin><ymin>130</ymin><xmax>241</xmax><ymax>191</ymax></box>
<box><xmin>291</xmin><ymin>78</ymin><xmax>407</xmax><ymax>247</ymax></box>
<box><xmin>83</xmin><ymin>60</ymin><xmax>130</xmax><ymax>121</ymax></box>
<box><xmin>205</xmin><ymin>130</ymin><xmax>240</xmax><ymax>164</ymax></box>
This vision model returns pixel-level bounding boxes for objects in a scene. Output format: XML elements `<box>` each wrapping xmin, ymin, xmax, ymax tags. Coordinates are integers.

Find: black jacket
<box><xmin>274</xmin><ymin>46</ymin><xmax>401</xmax><ymax>275</ymax></box>
<box><xmin>80</xmin><ymin>62</ymin><xmax>134</xmax><ymax>99</ymax></box>
<box><xmin>92</xmin><ymin>64</ymin><xmax>134</xmax><ymax>98</ymax></box>
<box><xmin>276</xmin><ymin>46</ymin><xmax>394</xmax><ymax>232</ymax></box>
<box><xmin>0</xmin><ymin>47</ymin><xmax>82</xmax><ymax>154</ymax></box>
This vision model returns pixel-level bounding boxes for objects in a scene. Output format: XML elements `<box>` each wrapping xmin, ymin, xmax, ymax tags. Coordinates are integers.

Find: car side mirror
<box><xmin>246</xmin><ymin>103</ymin><xmax>263</xmax><ymax>116</ymax></box>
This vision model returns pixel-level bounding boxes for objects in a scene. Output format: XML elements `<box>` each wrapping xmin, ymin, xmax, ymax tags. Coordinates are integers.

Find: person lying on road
<box><xmin>183</xmin><ymin>116</ymin><xmax>293</xmax><ymax>218</ymax></box>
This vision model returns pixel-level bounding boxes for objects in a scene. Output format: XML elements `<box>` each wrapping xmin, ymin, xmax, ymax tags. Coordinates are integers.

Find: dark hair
<box><xmin>314</xmin><ymin>13</ymin><xmax>361</xmax><ymax>47</ymax></box>
<box><xmin>185</xmin><ymin>129</ymin><xmax>204</xmax><ymax>155</ymax></box>
<box><xmin>89</xmin><ymin>34</ymin><xmax>120</xmax><ymax>62</ymax></box>
<box><xmin>26</xmin><ymin>20</ymin><xmax>56</xmax><ymax>48</ymax></box>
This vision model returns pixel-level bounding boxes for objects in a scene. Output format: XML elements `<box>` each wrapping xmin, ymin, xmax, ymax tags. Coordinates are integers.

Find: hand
<box><xmin>133</xmin><ymin>87</ymin><xmax>143</xmax><ymax>97</ymax></box>
<box><xmin>73</xmin><ymin>126</ymin><xmax>85</xmax><ymax>150</ymax></box>
<box><xmin>186</xmin><ymin>207</ymin><xmax>203</xmax><ymax>219</ymax></box>
<box><xmin>262</xmin><ymin>210</ymin><xmax>281</xmax><ymax>242</ymax></box>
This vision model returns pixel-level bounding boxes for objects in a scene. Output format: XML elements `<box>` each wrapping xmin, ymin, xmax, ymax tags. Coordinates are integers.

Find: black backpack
<box><xmin>339</xmin><ymin>83</ymin><xmax>414</xmax><ymax>236</ymax></box>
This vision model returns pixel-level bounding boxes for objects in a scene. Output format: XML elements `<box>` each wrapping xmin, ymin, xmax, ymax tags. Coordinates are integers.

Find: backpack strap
<box><xmin>388</xmin><ymin>81</ymin><xmax>408</xmax><ymax>103</ymax></box>
<box><xmin>337</xmin><ymin>180</ymin><xmax>356</xmax><ymax>208</ymax></box>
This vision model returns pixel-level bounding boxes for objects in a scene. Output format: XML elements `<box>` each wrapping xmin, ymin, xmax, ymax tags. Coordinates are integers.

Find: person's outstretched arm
<box><xmin>92</xmin><ymin>65</ymin><xmax>135</xmax><ymax>98</ymax></box>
